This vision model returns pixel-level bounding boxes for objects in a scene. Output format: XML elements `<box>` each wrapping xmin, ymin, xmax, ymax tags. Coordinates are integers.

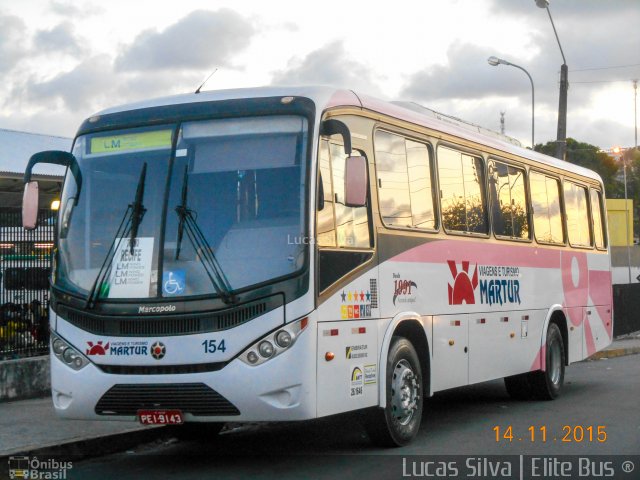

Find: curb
<box><xmin>0</xmin><ymin>426</ymin><xmax>167</xmax><ymax>463</ymax></box>
<box><xmin>589</xmin><ymin>346</ymin><xmax>640</xmax><ymax>360</ymax></box>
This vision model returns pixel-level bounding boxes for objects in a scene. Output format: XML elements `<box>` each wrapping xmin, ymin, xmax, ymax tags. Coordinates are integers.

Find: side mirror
<box><xmin>344</xmin><ymin>156</ymin><xmax>368</xmax><ymax>207</ymax></box>
<box><xmin>22</xmin><ymin>150</ymin><xmax>82</xmax><ymax>230</ymax></box>
<box><xmin>23</xmin><ymin>181</ymin><xmax>40</xmax><ymax>230</ymax></box>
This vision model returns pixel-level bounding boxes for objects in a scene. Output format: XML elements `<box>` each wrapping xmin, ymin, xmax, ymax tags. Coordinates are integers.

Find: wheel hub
<box><xmin>391</xmin><ymin>359</ymin><xmax>420</xmax><ymax>425</ymax></box>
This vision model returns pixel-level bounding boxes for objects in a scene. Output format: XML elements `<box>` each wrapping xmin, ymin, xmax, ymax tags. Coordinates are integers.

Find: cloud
<box><xmin>49</xmin><ymin>1</ymin><xmax>103</xmax><ymax>18</ymax></box>
<box><xmin>115</xmin><ymin>9</ymin><xmax>255</xmax><ymax>72</ymax></box>
<box><xmin>11</xmin><ymin>54</ymin><xmax>205</xmax><ymax>123</ymax></box>
<box><xmin>24</xmin><ymin>56</ymin><xmax>116</xmax><ymax>112</ymax></box>
<box><xmin>271</xmin><ymin>40</ymin><xmax>381</xmax><ymax>94</ymax></box>
<box><xmin>34</xmin><ymin>22</ymin><xmax>86</xmax><ymax>57</ymax></box>
<box><xmin>0</xmin><ymin>12</ymin><xmax>28</xmax><ymax>74</ymax></box>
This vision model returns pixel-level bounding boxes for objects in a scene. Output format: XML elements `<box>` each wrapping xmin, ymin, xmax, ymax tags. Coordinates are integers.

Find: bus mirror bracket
<box><xmin>344</xmin><ymin>155</ymin><xmax>368</xmax><ymax>208</ymax></box>
<box><xmin>22</xmin><ymin>150</ymin><xmax>82</xmax><ymax>230</ymax></box>
<box><xmin>320</xmin><ymin>119</ymin><xmax>352</xmax><ymax>155</ymax></box>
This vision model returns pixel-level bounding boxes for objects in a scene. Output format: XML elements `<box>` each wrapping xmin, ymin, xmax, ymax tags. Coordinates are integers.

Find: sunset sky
<box><xmin>1</xmin><ymin>0</ymin><xmax>638</xmax><ymax>149</ymax></box>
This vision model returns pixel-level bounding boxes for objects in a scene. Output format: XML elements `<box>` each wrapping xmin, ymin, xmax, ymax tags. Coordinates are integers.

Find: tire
<box><xmin>364</xmin><ymin>336</ymin><xmax>423</xmax><ymax>447</ymax></box>
<box><xmin>529</xmin><ymin>322</ymin><xmax>565</xmax><ymax>400</ymax></box>
<box><xmin>169</xmin><ymin>422</ymin><xmax>224</xmax><ymax>442</ymax></box>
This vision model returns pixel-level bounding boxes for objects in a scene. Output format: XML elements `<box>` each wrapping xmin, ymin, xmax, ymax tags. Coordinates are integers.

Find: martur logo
<box><xmin>447</xmin><ymin>260</ymin><xmax>479</xmax><ymax>305</ymax></box>
<box><xmin>86</xmin><ymin>341</ymin><xmax>110</xmax><ymax>356</ymax></box>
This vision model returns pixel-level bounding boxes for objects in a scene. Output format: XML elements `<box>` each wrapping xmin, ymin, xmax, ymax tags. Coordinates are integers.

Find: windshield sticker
<box><xmin>107</xmin><ymin>237</ymin><xmax>154</xmax><ymax>298</ymax></box>
<box><xmin>163</xmin><ymin>270</ymin><xmax>186</xmax><ymax>296</ymax></box>
<box><xmin>90</xmin><ymin>129</ymin><xmax>172</xmax><ymax>154</ymax></box>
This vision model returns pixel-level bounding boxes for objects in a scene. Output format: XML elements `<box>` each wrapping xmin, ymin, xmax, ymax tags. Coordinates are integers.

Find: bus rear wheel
<box><xmin>364</xmin><ymin>336</ymin><xmax>423</xmax><ymax>447</ymax></box>
<box><xmin>530</xmin><ymin>322</ymin><xmax>565</xmax><ymax>400</ymax></box>
<box><xmin>504</xmin><ymin>322</ymin><xmax>565</xmax><ymax>401</ymax></box>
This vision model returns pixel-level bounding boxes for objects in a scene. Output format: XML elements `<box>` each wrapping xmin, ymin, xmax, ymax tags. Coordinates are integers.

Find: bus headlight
<box><xmin>258</xmin><ymin>341</ymin><xmax>274</xmax><ymax>358</ymax></box>
<box><xmin>240</xmin><ymin>317</ymin><xmax>308</xmax><ymax>366</ymax></box>
<box><xmin>275</xmin><ymin>330</ymin><xmax>292</xmax><ymax>348</ymax></box>
<box><xmin>51</xmin><ymin>332</ymin><xmax>89</xmax><ymax>371</ymax></box>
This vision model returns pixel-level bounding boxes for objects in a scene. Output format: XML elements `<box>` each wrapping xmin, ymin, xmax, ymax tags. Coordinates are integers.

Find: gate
<box><xmin>0</xmin><ymin>208</ymin><xmax>54</xmax><ymax>359</ymax></box>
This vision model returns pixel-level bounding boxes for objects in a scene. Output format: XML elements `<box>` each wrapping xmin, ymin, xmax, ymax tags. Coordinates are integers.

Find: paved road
<box><xmin>65</xmin><ymin>355</ymin><xmax>640</xmax><ymax>479</ymax></box>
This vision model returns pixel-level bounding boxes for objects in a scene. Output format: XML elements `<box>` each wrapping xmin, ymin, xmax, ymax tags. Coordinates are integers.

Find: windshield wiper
<box><xmin>84</xmin><ymin>163</ymin><xmax>148</xmax><ymax>309</ymax></box>
<box><xmin>129</xmin><ymin>162</ymin><xmax>147</xmax><ymax>254</ymax></box>
<box><xmin>175</xmin><ymin>166</ymin><xmax>237</xmax><ymax>304</ymax></box>
<box><xmin>175</xmin><ymin>165</ymin><xmax>189</xmax><ymax>261</ymax></box>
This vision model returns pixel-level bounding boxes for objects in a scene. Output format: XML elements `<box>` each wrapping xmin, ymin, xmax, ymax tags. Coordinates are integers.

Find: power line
<box><xmin>570</xmin><ymin>62</ymin><xmax>640</xmax><ymax>73</ymax></box>
<box><xmin>571</xmin><ymin>79</ymin><xmax>636</xmax><ymax>85</ymax></box>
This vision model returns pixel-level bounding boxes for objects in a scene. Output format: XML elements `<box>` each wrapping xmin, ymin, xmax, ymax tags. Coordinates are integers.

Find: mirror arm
<box><xmin>320</xmin><ymin>119</ymin><xmax>352</xmax><ymax>155</ymax></box>
<box><xmin>24</xmin><ymin>151</ymin><xmax>82</xmax><ymax>202</ymax></box>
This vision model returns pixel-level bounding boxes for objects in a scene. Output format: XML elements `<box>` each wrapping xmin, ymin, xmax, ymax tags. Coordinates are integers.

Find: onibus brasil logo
<box><xmin>8</xmin><ymin>456</ymin><xmax>73</xmax><ymax>479</ymax></box>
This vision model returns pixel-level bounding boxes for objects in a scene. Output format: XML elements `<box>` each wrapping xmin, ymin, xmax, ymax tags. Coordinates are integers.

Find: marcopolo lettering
<box><xmin>138</xmin><ymin>305</ymin><xmax>177</xmax><ymax>314</ymax></box>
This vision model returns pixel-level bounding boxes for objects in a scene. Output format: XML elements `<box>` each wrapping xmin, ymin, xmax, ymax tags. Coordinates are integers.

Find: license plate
<box><xmin>138</xmin><ymin>409</ymin><xmax>184</xmax><ymax>425</ymax></box>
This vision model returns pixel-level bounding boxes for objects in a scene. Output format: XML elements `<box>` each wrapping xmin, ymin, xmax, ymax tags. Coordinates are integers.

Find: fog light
<box><xmin>275</xmin><ymin>330</ymin><xmax>292</xmax><ymax>348</ymax></box>
<box><xmin>247</xmin><ymin>351</ymin><xmax>259</xmax><ymax>364</ymax></box>
<box><xmin>258</xmin><ymin>341</ymin><xmax>274</xmax><ymax>358</ymax></box>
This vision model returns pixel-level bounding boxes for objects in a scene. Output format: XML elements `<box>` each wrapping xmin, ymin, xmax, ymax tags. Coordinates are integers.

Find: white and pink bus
<box><xmin>22</xmin><ymin>87</ymin><xmax>612</xmax><ymax>446</ymax></box>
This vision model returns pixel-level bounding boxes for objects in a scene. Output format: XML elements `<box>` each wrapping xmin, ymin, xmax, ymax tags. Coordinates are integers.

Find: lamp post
<box><xmin>535</xmin><ymin>0</ymin><xmax>568</xmax><ymax>161</ymax></box>
<box><xmin>488</xmin><ymin>56</ymin><xmax>535</xmax><ymax>148</ymax></box>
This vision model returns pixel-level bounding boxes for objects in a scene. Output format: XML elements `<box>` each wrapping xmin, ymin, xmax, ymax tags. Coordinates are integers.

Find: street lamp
<box><xmin>487</xmin><ymin>56</ymin><xmax>535</xmax><ymax>148</ymax></box>
<box><xmin>535</xmin><ymin>0</ymin><xmax>568</xmax><ymax>161</ymax></box>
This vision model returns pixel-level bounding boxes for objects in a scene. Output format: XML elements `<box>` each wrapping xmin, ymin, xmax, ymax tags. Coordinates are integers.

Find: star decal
<box><xmin>360</xmin><ymin>291</ymin><xmax>365</xmax><ymax>301</ymax></box>
<box><xmin>341</xmin><ymin>291</ymin><xmax>346</xmax><ymax>302</ymax></box>
<box><xmin>366</xmin><ymin>291</ymin><xmax>371</xmax><ymax>301</ymax></box>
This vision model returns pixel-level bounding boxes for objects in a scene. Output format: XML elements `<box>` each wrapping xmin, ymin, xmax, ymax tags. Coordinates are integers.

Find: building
<box><xmin>0</xmin><ymin>128</ymin><xmax>71</xmax><ymax>213</ymax></box>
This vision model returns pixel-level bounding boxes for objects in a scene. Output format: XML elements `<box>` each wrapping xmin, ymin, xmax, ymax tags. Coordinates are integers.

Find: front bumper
<box><xmin>50</xmin><ymin>322</ymin><xmax>317</xmax><ymax>423</ymax></box>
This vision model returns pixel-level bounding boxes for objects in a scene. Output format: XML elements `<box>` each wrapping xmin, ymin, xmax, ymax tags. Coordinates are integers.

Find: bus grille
<box><xmin>95</xmin><ymin>383</ymin><xmax>240</xmax><ymax>416</ymax></box>
<box><xmin>95</xmin><ymin>362</ymin><xmax>226</xmax><ymax>375</ymax></box>
<box><xmin>57</xmin><ymin>296</ymin><xmax>280</xmax><ymax>336</ymax></box>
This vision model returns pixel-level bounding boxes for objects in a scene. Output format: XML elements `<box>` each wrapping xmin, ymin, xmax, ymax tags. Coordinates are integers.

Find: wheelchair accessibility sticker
<box><xmin>163</xmin><ymin>270</ymin><xmax>186</xmax><ymax>296</ymax></box>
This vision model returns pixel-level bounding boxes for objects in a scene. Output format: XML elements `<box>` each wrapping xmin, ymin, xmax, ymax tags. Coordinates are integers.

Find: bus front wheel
<box><xmin>364</xmin><ymin>336</ymin><xmax>423</xmax><ymax>447</ymax></box>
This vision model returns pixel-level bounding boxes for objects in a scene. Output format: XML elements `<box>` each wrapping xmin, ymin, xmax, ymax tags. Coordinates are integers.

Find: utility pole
<box><xmin>634</xmin><ymin>79</ymin><xmax>638</xmax><ymax>149</ymax></box>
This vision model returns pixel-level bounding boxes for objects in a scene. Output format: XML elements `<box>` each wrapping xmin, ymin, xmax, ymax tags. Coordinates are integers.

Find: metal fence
<box><xmin>0</xmin><ymin>208</ymin><xmax>54</xmax><ymax>360</ymax></box>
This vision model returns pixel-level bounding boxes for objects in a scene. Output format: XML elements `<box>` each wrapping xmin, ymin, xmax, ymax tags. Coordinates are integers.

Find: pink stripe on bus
<box><xmin>391</xmin><ymin>240</ymin><xmax>560</xmax><ymax>268</ymax></box>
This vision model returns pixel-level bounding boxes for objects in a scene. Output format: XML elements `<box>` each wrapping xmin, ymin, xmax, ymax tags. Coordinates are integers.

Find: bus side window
<box><xmin>438</xmin><ymin>146</ymin><xmax>488</xmax><ymax>234</ymax></box>
<box><xmin>489</xmin><ymin>160</ymin><xmax>529</xmax><ymax>239</ymax></box>
<box><xmin>564</xmin><ymin>181</ymin><xmax>591</xmax><ymax>247</ymax></box>
<box><xmin>329</xmin><ymin>143</ymin><xmax>371</xmax><ymax>248</ymax></box>
<box><xmin>530</xmin><ymin>172</ymin><xmax>564</xmax><ymax>244</ymax></box>
<box><xmin>375</xmin><ymin>130</ymin><xmax>436</xmax><ymax>230</ymax></box>
<box><xmin>590</xmin><ymin>188</ymin><xmax>606</xmax><ymax>249</ymax></box>
<box><xmin>317</xmin><ymin>140</ymin><xmax>337</xmax><ymax>247</ymax></box>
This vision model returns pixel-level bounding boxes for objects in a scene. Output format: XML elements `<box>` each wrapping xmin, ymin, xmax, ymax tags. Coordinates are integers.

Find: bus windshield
<box><xmin>56</xmin><ymin>115</ymin><xmax>308</xmax><ymax>300</ymax></box>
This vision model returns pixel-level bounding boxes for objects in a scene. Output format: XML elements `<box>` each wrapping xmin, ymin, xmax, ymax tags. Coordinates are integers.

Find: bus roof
<box><xmin>92</xmin><ymin>86</ymin><xmax>603</xmax><ymax>184</ymax></box>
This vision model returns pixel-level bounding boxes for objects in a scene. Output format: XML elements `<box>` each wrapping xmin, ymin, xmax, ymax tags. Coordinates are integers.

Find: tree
<box><xmin>533</xmin><ymin>138</ymin><xmax>620</xmax><ymax>196</ymax></box>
